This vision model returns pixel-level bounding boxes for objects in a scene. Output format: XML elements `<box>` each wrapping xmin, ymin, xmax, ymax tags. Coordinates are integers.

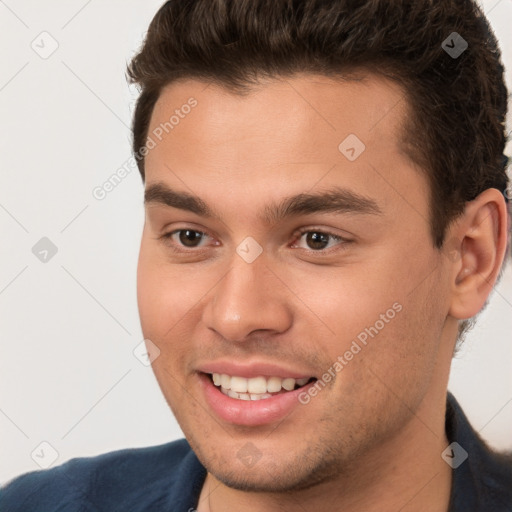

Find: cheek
<box><xmin>354</xmin><ymin>279</ymin><xmax>444</xmax><ymax>396</ymax></box>
<box><xmin>299</xmin><ymin>271</ymin><xmax>403</xmax><ymax>347</ymax></box>
<box><xmin>137</xmin><ymin>244</ymin><xmax>163</xmax><ymax>336</ymax></box>
<box><xmin>136</xmin><ymin>243</ymin><xmax>196</xmax><ymax>399</ymax></box>
<box><xmin>136</xmin><ymin>238</ymin><xmax>213</xmax><ymax>341</ymax></box>
<box><xmin>136</xmin><ymin>240</ymin><xmax>184</xmax><ymax>339</ymax></box>
<box><xmin>312</xmin><ymin>265</ymin><xmax>440</xmax><ymax>388</ymax></box>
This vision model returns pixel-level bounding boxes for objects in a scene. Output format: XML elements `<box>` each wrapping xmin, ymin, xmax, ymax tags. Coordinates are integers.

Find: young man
<box><xmin>2</xmin><ymin>0</ymin><xmax>511</xmax><ymax>510</ymax></box>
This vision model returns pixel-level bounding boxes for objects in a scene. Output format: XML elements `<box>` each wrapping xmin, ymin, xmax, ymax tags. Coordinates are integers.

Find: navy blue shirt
<box><xmin>2</xmin><ymin>393</ymin><xmax>511</xmax><ymax>511</ymax></box>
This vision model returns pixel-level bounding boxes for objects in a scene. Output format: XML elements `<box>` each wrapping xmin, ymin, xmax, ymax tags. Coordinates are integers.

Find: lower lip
<box><xmin>199</xmin><ymin>373</ymin><xmax>315</xmax><ymax>426</ymax></box>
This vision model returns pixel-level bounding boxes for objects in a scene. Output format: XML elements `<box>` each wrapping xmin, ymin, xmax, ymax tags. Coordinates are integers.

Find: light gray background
<box><xmin>1</xmin><ymin>0</ymin><xmax>511</xmax><ymax>485</ymax></box>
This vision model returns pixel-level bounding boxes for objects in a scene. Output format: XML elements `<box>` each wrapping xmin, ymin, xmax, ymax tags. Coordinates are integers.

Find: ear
<box><xmin>447</xmin><ymin>188</ymin><xmax>509</xmax><ymax>320</ymax></box>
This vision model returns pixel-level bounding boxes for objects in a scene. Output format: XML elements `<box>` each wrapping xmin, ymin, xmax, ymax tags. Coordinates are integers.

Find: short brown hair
<box><xmin>127</xmin><ymin>0</ymin><xmax>510</xmax><ymax>342</ymax></box>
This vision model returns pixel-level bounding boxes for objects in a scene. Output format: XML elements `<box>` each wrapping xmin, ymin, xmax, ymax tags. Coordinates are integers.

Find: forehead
<box><xmin>144</xmin><ymin>73</ymin><xmax>429</xmax><ymax>227</ymax></box>
<box><xmin>149</xmin><ymin>73</ymin><xmax>408</xmax><ymax>159</ymax></box>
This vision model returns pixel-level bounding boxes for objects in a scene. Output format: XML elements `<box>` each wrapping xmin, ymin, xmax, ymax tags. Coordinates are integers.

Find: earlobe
<box><xmin>448</xmin><ymin>188</ymin><xmax>508</xmax><ymax>320</ymax></box>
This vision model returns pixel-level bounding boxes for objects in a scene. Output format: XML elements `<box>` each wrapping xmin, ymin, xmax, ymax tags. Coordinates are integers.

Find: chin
<box><xmin>191</xmin><ymin>434</ymin><xmax>346</xmax><ymax>493</ymax></box>
<box><xmin>211</xmin><ymin>458</ymin><xmax>343</xmax><ymax>493</ymax></box>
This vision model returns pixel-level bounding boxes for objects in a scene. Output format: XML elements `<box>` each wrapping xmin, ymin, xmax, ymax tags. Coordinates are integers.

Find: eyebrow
<box><xmin>144</xmin><ymin>182</ymin><xmax>383</xmax><ymax>224</ymax></box>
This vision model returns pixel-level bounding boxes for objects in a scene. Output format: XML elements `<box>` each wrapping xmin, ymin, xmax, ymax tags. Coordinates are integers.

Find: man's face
<box><xmin>137</xmin><ymin>74</ymin><xmax>454</xmax><ymax>490</ymax></box>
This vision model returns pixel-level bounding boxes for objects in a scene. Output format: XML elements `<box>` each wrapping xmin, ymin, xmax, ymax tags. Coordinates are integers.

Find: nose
<box><xmin>202</xmin><ymin>254</ymin><xmax>293</xmax><ymax>342</ymax></box>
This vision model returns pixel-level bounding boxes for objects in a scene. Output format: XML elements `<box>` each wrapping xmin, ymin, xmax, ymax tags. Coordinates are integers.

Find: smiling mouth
<box><xmin>207</xmin><ymin>373</ymin><xmax>317</xmax><ymax>401</ymax></box>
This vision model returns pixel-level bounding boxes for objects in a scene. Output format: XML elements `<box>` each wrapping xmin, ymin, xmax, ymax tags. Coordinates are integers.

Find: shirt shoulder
<box><xmin>0</xmin><ymin>438</ymin><xmax>204</xmax><ymax>512</ymax></box>
<box><xmin>446</xmin><ymin>393</ymin><xmax>512</xmax><ymax>511</ymax></box>
<box><xmin>477</xmin><ymin>445</ymin><xmax>512</xmax><ymax>511</ymax></box>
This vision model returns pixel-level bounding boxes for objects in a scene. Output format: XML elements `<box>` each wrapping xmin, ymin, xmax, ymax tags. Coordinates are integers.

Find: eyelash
<box><xmin>158</xmin><ymin>227</ymin><xmax>350</xmax><ymax>255</ymax></box>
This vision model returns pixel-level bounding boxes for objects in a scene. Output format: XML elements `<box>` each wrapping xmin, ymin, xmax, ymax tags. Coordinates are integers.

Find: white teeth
<box><xmin>282</xmin><ymin>378</ymin><xmax>296</xmax><ymax>391</ymax></box>
<box><xmin>211</xmin><ymin>373</ymin><xmax>312</xmax><ymax>399</ymax></box>
<box><xmin>230</xmin><ymin>376</ymin><xmax>248</xmax><ymax>393</ymax></box>
<box><xmin>266</xmin><ymin>376</ymin><xmax>282</xmax><ymax>393</ymax></box>
<box><xmin>220</xmin><ymin>374</ymin><xmax>231</xmax><ymax>389</ymax></box>
<box><xmin>219</xmin><ymin>390</ymin><xmax>274</xmax><ymax>401</ymax></box>
<box><xmin>247</xmin><ymin>376</ymin><xmax>267</xmax><ymax>394</ymax></box>
<box><xmin>255</xmin><ymin>393</ymin><xmax>272</xmax><ymax>400</ymax></box>
<box><xmin>250</xmin><ymin>393</ymin><xmax>272</xmax><ymax>400</ymax></box>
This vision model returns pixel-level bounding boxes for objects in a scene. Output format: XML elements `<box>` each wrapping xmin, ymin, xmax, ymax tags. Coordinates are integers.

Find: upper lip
<box><xmin>197</xmin><ymin>360</ymin><xmax>316</xmax><ymax>379</ymax></box>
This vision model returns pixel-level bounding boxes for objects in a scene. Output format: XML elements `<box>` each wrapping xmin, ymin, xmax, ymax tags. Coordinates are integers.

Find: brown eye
<box><xmin>305</xmin><ymin>232</ymin><xmax>331</xmax><ymax>250</ymax></box>
<box><xmin>160</xmin><ymin>228</ymin><xmax>210</xmax><ymax>250</ymax></box>
<box><xmin>294</xmin><ymin>229</ymin><xmax>345</xmax><ymax>252</ymax></box>
<box><xmin>178</xmin><ymin>229</ymin><xmax>204</xmax><ymax>247</ymax></box>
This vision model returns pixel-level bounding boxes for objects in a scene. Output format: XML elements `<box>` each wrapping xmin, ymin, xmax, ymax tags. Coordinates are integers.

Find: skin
<box><xmin>136</xmin><ymin>73</ymin><xmax>508</xmax><ymax>512</ymax></box>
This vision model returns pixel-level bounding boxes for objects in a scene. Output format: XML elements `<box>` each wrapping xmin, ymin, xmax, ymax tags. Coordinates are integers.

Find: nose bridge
<box><xmin>203</xmin><ymin>249</ymin><xmax>292</xmax><ymax>341</ymax></box>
